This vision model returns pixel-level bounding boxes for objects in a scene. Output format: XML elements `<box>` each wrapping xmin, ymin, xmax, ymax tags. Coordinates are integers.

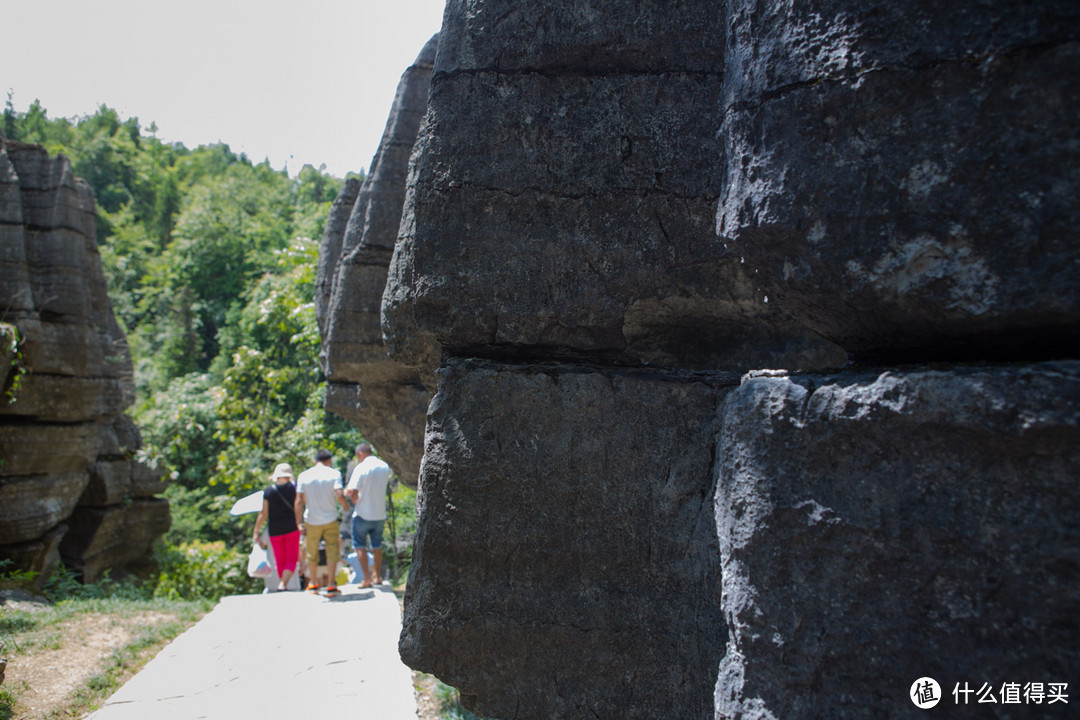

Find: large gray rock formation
<box><xmin>382</xmin><ymin>4</ymin><xmax>844</xmax><ymax>374</ymax></box>
<box><xmin>313</xmin><ymin>0</ymin><xmax>1079</xmax><ymax>717</ymax></box>
<box><xmin>387</xmin><ymin>2</ymin><xmax>843</xmax><ymax>718</ymax></box>
<box><xmin>717</xmin><ymin>0</ymin><xmax>1080</xmax><ymax>363</ymax></box>
<box><xmin>0</xmin><ymin>139</ymin><xmax>167</xmax><ymax>585</ymax></box>
<box><xmin>318</xmin><ymin>35</ymin><xmax>438</xmax><ymax>488</ymax></box>
<box><xmin>400</xmin><ymin>360</ymin><xmax>730</xmax><ymax>719</ymax></box>
<box><xmin>716</xmin><ymin>363</ymin><xmax>1080</xmax><ymax>718</ymax></box>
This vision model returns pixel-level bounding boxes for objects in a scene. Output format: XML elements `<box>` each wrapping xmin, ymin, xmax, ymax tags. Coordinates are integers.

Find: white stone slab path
<box><xmin>85</xmin><ymin>584</ymin><xmax>418</xmax><ymax>720</ymax></box>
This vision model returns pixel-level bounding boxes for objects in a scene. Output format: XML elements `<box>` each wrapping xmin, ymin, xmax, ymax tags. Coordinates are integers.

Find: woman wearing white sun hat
<box><xmin>252</xmin><ymin>463</ymin><xmax>302</xmax><ymax>591</ymax></box>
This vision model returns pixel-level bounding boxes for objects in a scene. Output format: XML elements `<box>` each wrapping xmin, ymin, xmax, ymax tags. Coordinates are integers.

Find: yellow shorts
<box><xmin>304</xmin><ymin>521</ymin><xmax>341</xmax><ymax>570</ymax></box>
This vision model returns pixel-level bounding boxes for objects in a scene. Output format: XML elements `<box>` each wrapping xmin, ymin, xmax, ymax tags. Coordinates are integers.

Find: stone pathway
<box><xmin>85</xmin><ymin>584</ymin><xmax>418</xmax><ymax>720</ymax></box>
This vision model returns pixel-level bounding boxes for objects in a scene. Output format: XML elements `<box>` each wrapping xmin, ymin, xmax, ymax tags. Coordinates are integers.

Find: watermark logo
<box><xmin>910</xmin><ymin>678</ymin><xmax>1069</xmax><ymax>709</ymax></box>
<box><xmin>912</xmin><ymin>677</ymin><xmax>942</xmax><ymax>709</ymax></box>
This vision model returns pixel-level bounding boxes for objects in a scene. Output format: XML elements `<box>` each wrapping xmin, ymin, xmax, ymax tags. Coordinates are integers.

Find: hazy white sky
<box><xmin>2</xmin><ymin>0</ymin><xmax>446</xmax><ymax>178</ymax></box>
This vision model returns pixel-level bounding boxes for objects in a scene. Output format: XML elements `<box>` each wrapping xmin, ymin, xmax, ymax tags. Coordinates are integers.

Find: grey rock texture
<box><xmin>716</xmin><ymin>0</ymin><xmax>1080</xmax><ymax>362</ymax></box>
<box><xmin>382</xmin><ymin>1</ymin><xmax>845</xmax><ymax>374</ymax></box>
<box><xmin>716</xmin><ymin>363</ymin><xmax>1080</xmax><ymax>719</ymax></box>
<box><xmin>59</xmin><ymin>498</ymin><xmax>171</xmax><ymax>582</ymax></box>
<box><xmin>0</xmin><ymin>140</ymin><xmax>167</xmax><ymax>585</ymax></box>
<box><xmin>318</xmin><ymin>35</ymin><xmax>438</xmax><ymax>489</ymax></box>
<box><xmin>314</xmin><ymin>1</ymin><xmax>1080</xmax><ymax>718</ymax></box>
<box><xmin>399</xmin><ymin>359</ymin><xmax>729</xmax><ymax>720</ymax></box>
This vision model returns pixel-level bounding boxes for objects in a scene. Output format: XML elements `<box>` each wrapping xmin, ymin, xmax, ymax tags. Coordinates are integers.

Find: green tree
<box><xmin>4</xmin><ymin>100</ymin><xmax>360</xmax><ymax>546</ymax></box>
<box><xmin>210</xmin><ymin>237</ymin><xmax>357</xmax><ymax>497</ymax></box>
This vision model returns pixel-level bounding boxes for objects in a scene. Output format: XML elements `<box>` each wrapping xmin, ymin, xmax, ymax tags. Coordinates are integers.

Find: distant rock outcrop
<box><xmin>0</xmin><ymin>139</ymin><xmax>167</xmax><ymax>585</ymax></box>
<box><xmin>315</xmin><ymin>1</ymin><xmax>1078</xmax><ymax>717</ymax></box>
<box><xmin>317</xmin><ymin>35</ymin><xmax>438</xmax><ymax>489</ymax></box>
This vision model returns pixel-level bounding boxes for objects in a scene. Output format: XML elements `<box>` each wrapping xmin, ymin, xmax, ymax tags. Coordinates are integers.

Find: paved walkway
<box><xmin>85</xmin><ymin>584</ymin><xmax>418</xmax><ymax>720</ymax></box>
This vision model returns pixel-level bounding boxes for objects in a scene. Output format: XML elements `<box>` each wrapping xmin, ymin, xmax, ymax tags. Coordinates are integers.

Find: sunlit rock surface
<box><xmin>315</xmin><ymin>1</ymin><xmax>1080</xmax><ymax>717</ymax></box>
<box><xmin>318</xmin><ymin>35</ymin><xmax>439</xmax><ymax>489</ymax></box>
<box><xmin>716</xmin><ymin>0</ymin><xmax>1080</xmax><ymax>363</ymax></box>
<box><xmin>0</xmin><ymin>139</ymin><xmax>167</xmax><ymax>585</ymax></box>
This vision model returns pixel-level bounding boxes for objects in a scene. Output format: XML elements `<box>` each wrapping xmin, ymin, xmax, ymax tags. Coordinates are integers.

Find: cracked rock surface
<box><xmin>0</xmin><ymin>139</ymin><xmax>166</xmax><ymax>584</ymax></box>
<box><xmin>317</xmin><ymin>1</ymin><xmax>1080</xmax><ymax>718</ymax></box>
<box><xmin>716</xmin><ymin>362</ymin><xmax>1080</xmax><ymax>719</ymax></box>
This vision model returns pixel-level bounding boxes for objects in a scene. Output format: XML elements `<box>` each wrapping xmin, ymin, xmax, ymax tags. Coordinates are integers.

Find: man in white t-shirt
<box><xmin>294</xmin><ymin>449</ymin><xmax>349</xmax><ymax>596</ymax></box>
<box><xmin>346</xmin><ymin>443</ymin><xmax>392</xmax><ymax>588</ymax></box>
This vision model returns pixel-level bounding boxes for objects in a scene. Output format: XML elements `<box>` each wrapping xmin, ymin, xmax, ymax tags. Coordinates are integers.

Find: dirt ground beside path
<box><xmin>3</xmin><ymin>589</ymin><xmax>442</xmax><ymax>720</ymax></box>
<box><xmin>2</xmin><ymin>594</ymin><xmax>185</xmax><ymax>720</ymax></box>
<box><xmin>414</xmin><ymin>671</ymin><xmax>441</xmax><ymax>720</ymax></box>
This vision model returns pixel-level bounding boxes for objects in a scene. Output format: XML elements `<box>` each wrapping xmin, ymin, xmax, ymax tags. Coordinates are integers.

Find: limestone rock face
<box><xmin>382</xmin><ymin>4</ymin><xmax>844</xmax><ymax>715</ymax></box>
<box><xmin>0</xmin><ymin>140</ymin><xmax>167</xmax><ymax>585</ymax></box>
<box><xmin>318</xmin><ymin>35</ymin><xmax>438</xmax><ymax>489</ymax></box>
<box><xmin>311</xmin><ymin>1</ymin><xmax>1080</xmax><ymax>717</ymax></box>
<box><xmin>716</xmin><ymin>363</ymin><xmax>1080</xmax><ymax>718</ymax></box>
<box><xmin>716</xmin><ymin>0</ymin><xmax>1080</xmax><ymax>362</ymax></box>
<box><xmin>59</xmin><ymin>498</ymin><xmax>171</xmax><ymax>582</ymax></box>
<box><xmin>383</xmin><ymin>2</ymin><xmax>844</xmax><ymax>374</ymax></box>
<box><xmin>400</xmin><ymin>360</ymin><xmax>729</xmax><ymax>719</ymax></box>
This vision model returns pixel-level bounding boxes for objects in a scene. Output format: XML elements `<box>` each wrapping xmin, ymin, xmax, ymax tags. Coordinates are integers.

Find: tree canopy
<box><xmin>3</xmin><ymin>98</ymin><xmax>364</xmax><ymax>544</ymax></box>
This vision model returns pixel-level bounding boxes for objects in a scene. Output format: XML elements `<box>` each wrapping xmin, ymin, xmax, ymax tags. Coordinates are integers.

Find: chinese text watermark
<box><xmin>912</xmin><ymin>678</ymin><xmax>1069</xmax><ymax>710</ymax></box>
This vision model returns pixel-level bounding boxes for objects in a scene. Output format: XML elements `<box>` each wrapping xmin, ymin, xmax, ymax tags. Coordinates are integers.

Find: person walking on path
<box><xmin>346</xmin><ymin>443</ymin><xmax>393</xmax><ymax>588</ymax></box>
<box><xmin>295</xmin><ymin>449</ymin><xmax>349</xmax><ymax>597</ymax></box>
<box><xmin>251</xmin><ymin>463</ymin><xmax>301</xmax><ymax>592</ymax></box>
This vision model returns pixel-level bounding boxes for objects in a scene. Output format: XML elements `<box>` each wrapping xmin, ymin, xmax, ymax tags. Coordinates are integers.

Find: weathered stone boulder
<box><xmin>318</xmin><ymin>35</ymin><xmax>439</xmax><ymax>488</ymax></box>
<box><xmin>400</xmin><ymin>359</ymin><xmax>729</xmax><ymax>720</ymax></box>
<box><xmin>383</xmin><ymin>3</ymin><xmax>844</xmax><ymax>374</ymax></box>
<box><xmin>312</xmin><ymin>1</ymin><xmax>1080</xmax><ymax>718</ymax></box>
<box><xmin>716</xmin><ymin>362</ymin><xmax>1080</xmax><ymax>718</ymax></box>
<box><xmin>59</xmin><ymin>498</ymin><xmax>170</xmax><ymax>580</ymax></box>
<box><xmin>0</xmin><ymin>139</ymin><xmax>167</xmax><ymax>584</ymax></box>
<box><xmin>716</xmin><ymin>0</ymin><xmax>1080</xmax><ymax>362</ymax></box>
<box><xmin>0</xmin><ymin>472</ymin><xmax>89</xmax><ymax>546</ymax></box>
<box><xmin>0</xmin><ymin>525</ymin><xmax>66</xmax><ymax>590</ymax></box>
<box><xmin>383</xmin><ymin>3</ymin><xmax>842</xmax><ymax>716</ymax></box>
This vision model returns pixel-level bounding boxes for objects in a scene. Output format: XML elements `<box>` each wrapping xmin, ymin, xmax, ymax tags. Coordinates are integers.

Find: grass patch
<box><xmin>57</xmin><ymin>610</ymin><xmax>201</xmax><ymax>719</ymax></box>
<box><xmin>0</xmin><ymin>596</ymin><xmax>210</xmax><ymax>719</ymax></box>
<box><xmin>0</xmin><ymin>685</ymin><xmax>17</xmax><ymax>720</ymax></box>
<box><xmin>0</xmin><ymin>613</ymin><xmax>37</xmax><ymax>636</ymax></box>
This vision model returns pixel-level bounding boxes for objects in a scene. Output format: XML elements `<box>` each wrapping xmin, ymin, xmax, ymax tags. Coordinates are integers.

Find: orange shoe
<box><xmin>325</xmin><ymin>586</ymin><xmax>340</xmax><ymax>597</ymax></box>
<box><xmin>306</xmin><ymin>583</ymin><xmax>320</xmax><ymax>593</ymax></box>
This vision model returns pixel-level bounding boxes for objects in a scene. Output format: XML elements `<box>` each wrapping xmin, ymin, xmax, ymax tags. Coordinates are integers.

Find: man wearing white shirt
<box><xmin>346</xmin><ymin>443</ymin><xmax>392</xmax><ymax>588</ymax></box>
<box><xmin>295</xmin><ymin>449</ymin><xmax>349</xmax><ymax>596</ymax></box>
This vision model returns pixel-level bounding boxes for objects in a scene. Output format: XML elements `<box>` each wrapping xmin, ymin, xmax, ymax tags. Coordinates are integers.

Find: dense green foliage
<box><xmin>3</xmin><ymin>99</ymin><xmax>364</xmax><ymax>559</ymax></box>
<box><xmin>153</xmin><ymin>541</ymin><xmax>258</xmax><ymax>600</ymax></box>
